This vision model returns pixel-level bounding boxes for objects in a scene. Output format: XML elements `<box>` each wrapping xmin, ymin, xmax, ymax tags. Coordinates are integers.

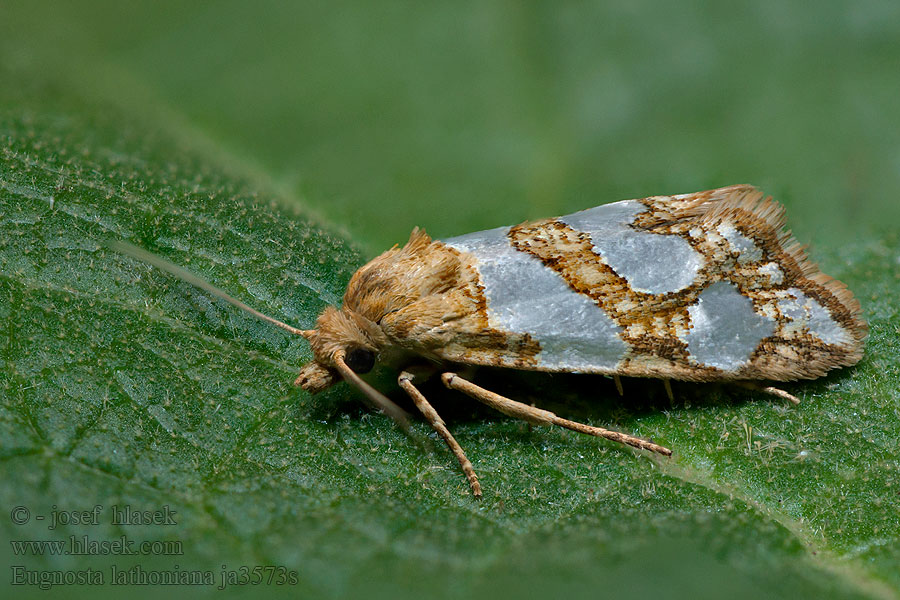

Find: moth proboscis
<box><xmin>112</xmin><ymin>185</ymin><xmax>867</xmax><ymax>498</ymax></box>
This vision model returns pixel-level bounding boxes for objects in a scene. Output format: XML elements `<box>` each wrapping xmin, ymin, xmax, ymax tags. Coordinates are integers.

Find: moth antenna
<box><xmin>109</xmin><ymin>240</ymin><xmax>314</xmax><ymax>339</ymax></box>
<box><xmin>332</xmin><ymin>351</ymin><xmax>410</xmax><ymax>429</ymax></box>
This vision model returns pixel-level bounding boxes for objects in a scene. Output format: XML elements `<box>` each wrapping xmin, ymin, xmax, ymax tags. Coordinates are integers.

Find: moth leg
<box><xmin>442</xmin><ymin>372</ymin><xmax>671</xmax><ymax>457</ymax></box>
<box><xmin>398</xmin><ymin>371</ymin><xmax>482</xmax><ymax>499</ymax></box>
<box><xmin>736</xmin><ymin>382</ymin><xmax>801</xmax><ymax>405</ymax></box>
<box><xmin>663</xmin><ymin>379</ymin><xmax>675</xmax><ymax>402</ymax></box>
<box><xmin>613</xmin><ymin>374</ymin><xmax>624</xmax><ymax>397</ymax></box>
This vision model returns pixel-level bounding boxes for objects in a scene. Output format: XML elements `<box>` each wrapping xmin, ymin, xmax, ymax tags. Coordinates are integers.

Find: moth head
<box><xmin>292</xmin><ymin>306</ymin><xmax>409</xmax><ymax>426</ymax></box>
<box><xmin>294</xmin><ymin>306</ymin><xmax>381</xmax><ymax>386</ymax></box>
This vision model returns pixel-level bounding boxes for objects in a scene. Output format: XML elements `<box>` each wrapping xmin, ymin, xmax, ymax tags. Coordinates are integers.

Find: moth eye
<box><xmin>344</xmin><ymin>347</ymin><xmax>376</xmax><ymax>374</ymax></box>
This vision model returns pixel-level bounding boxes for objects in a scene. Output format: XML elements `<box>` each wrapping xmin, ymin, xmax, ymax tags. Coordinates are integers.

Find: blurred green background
<box><xmin>2</xmin><ymin>1</ymin><xmax>899</xmax><ymax>599</ymax></box>
<box><xmin>6</xmin><ymin>0</ymin><xmax>900</xmax><ymax>249</ymax></box>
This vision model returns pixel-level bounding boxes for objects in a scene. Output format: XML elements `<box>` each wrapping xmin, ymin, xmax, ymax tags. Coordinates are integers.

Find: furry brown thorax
<box><xmin>294</xmin><ymin>227</ymin><xmax>471</xmax><ymax>393</ymax></box>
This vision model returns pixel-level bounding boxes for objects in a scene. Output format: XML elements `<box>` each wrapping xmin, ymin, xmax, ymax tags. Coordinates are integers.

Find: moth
<box><xmin>113</xmin><ymin>185</ymin><xmax>867</xmax><ymax>498</ymax></box>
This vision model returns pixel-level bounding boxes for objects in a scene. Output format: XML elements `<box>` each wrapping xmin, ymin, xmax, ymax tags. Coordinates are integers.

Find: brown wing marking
<box><xmin>638</xmin><ymin>186</ymin><xmax>866</xmax><ymax>375</ymax></box>
<box><xmin>508</xmin><ymin>219</ymin><xmax>715</xmax><ymax>380</ymax></box>
<box><xmin>510</xmin><ymin>185</ymin><xmax>866</xmax><ymax>381</ymax></box>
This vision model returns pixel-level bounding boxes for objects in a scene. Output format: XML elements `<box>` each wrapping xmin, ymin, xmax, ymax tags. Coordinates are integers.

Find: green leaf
<box><xmin>2</xmin><ymin>4</ymin><xmax>900</xmax><ymax>600</ymax></box>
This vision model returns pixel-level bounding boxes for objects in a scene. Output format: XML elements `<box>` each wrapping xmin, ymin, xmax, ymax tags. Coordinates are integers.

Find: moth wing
<box><xmin>377</xmin><ymin>186</ymin><xmax>865</xmax><ymax>381</ymax></box>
